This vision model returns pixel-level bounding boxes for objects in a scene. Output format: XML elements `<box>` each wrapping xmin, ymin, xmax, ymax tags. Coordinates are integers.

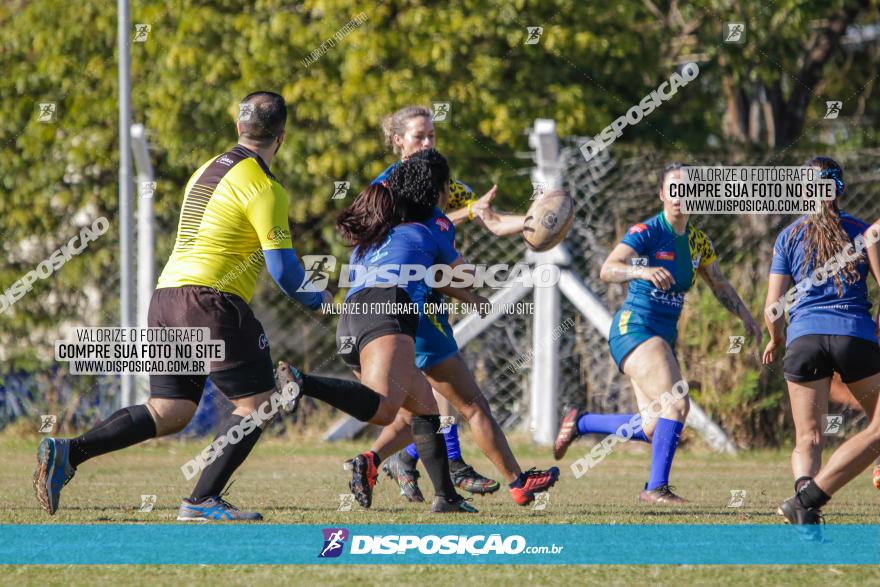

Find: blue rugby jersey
<box><xmin>770</xmin><ymin>211</ymin><xmax>875</xmax><ymax>344</ymax></box>
<box><xmin>619</xmin><ymin>212</ymin><xmax>717</xmax><ymax>327</ymax></box>
<box><xmin>344</xmin><ymin>223</ymin><xmax>461</xmax><ymax>311</ymax></box>
<box><xmin>372</xmin><ymin>163</ymin><xmax>461</xmax><ymax>330</ymax></box>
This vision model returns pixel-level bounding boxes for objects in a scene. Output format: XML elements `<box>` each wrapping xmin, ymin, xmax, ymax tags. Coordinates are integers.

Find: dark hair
<box><xmin>336</xmin><ymin>149</ymin><xmax>450</xmax><ymax>252</ymax></box>
<box><xmin>802</xmin><ymin>156</ymin><xmax>857</xmax><ymax>296</ymax></box>
<box><xmin>808</xmin><ymin>156</ymin><xmax>845</xmax><ymax>197</ymax></box>
<box><xmin>336</xmin><ymin>183</ymin><xmax>401</xmax><ymax>252</ymax></box>
<box><xmin>659</xmin><ymin>162</ymin><xmax>689</xmax><ymax>191</ymax></box>
<box><xmin>386</xmin><ymin>148</ymin><xmax>450</xmax><ymax>221</ymax></box>
<box><xmin>238</xmin><ymin>91</ymin><xmax>287</xmax><ymax>147</ymax></box>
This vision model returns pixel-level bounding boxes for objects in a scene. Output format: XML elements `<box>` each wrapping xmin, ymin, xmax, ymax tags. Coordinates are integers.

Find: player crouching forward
<box><xmin>553</xmin><ymin>163</ymin><xmax>762</xmax><ymax>504</ymax></box>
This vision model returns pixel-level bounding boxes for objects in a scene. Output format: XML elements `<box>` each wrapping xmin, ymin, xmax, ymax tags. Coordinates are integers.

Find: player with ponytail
<box><xmin>763</xmin><ymin>156</ymin><xmax>880</xmax><ymax>527</ymax></box>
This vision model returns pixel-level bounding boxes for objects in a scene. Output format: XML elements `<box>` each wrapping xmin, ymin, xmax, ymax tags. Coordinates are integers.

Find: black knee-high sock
<box><xmin>69</xmin><ymin>405</ymin><xmax>157</xmax><ymax>468</ymax></box>
<box><xmin>301</xmin><ymin>373</ymin><xmax>381</xmax><ymax>421</ymax></box>
<box><xmin>412</xmin><ymin>415</ymin><xmax>457</xmax><ymax>499</ymax></box>
<box><xmin>190</xmin><ymin>413</ymin><xmax>264</xmax><ymax>502</ymax></box>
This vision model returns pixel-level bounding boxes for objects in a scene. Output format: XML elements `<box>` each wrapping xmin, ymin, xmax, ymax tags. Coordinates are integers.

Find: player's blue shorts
<box><xmin>608</xmin><ymin>307</ymin><xmax>677</xmax><ymax>372</ymax></box>
<box><xmin>415</xmin><ymin>311</ymin><xmax>459</xmax><ymax>371</ymax></box>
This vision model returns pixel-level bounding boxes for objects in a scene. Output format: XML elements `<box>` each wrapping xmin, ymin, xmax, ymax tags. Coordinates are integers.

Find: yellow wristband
<box><xmin>467</xmin><ymin>201</ymin><xmax>475</xmax><ymax>221</ymax></box>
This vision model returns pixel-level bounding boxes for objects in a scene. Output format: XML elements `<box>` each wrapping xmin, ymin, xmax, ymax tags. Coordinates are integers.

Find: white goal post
<box><xmin>529</xmin><ymin>120</ymin><xmax>736</xmax><ymax>453</ymax></box>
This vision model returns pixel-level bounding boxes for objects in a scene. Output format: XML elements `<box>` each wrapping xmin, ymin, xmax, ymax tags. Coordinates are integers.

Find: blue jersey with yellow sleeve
<box><xmin>620</xmin><ymin>212</ymin><xmax>717</xmax><ymax>325</ymax></box>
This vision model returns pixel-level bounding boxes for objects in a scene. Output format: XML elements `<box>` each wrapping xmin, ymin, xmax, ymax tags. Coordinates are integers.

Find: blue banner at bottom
<box><xmin>1</xmin><ymin>524</ymin><xmax>877</xmax><ymax>565</ymax></box>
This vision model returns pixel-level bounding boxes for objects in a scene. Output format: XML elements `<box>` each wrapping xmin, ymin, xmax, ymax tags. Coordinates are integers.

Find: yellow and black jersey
<box><xmin>157</xmin><ymin>145</ymin><xmax>292</xmax><ymax>302</ymax></box>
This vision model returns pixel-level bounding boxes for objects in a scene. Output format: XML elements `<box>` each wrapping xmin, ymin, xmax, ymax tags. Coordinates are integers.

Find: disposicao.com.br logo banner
<box><xmin>1</xmin><ymin>524</ymin><xmax>878</xmax><ymax>565</ymax></box>
<box><xmin>319</xmin><ymin>527</ymin><xmax>562</xmax><ymax>559</ymax></box>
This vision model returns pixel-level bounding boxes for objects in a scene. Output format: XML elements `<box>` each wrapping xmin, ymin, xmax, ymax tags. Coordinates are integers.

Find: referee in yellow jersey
<box><xmin>35</xmin><ymin>92</ymin><xmax>387</xmax><ymax>521</ymax></box>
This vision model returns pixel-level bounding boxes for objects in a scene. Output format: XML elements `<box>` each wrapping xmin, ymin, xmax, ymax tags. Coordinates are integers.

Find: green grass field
<box><xmin>2</xmin><ymin>431</ymin><xmax>879</xmax><ymax>585</ymax></box>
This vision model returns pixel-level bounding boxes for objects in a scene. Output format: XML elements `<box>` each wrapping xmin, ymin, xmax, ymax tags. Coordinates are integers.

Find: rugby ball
<box><xmin>522</xmin><ymin>189</ymin><xmax>574</xmax><ymax>252</ymax></box>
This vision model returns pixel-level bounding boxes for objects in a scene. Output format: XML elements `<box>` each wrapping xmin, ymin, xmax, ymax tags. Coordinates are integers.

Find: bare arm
<box><xmin>864</xmin><ymin>224</ymin><xmax>880</xmax><ymax>336</ymax></box>
<box><xmin>599</xmin><ymin>243</ymin><xmax>675</xmax><ymax>289</ymax></box>
<box><xmin>446</xmin><ymin>186</ymin><xmax>497</xmax><ymax>227</ymax></box>
<box><xmin>433</xmin><ymin>257</ymin><xmax>491</xmax><ymax>317</ymax></box>
<box><xmin>445</xmin><ymin>207</ymin><xmax>471</xmax><ymax>226</ymax></box>
<box><xmin>697</xmin><ymin>261</ymin><xmax>753</xmax><ymax>322</ymax></box>
<box><xmin>762</xmin><ymin>273</ymin><xmax>791</xmax><ymax>364</ymax></box>
<box><xmin>477</xmin><ymin>207</ymin><xmax>527</xmax><ymax>236</ymax></box>
<box><xmin>867</xmin><ymin>227</ymin><xmax>880</xmax><ymax>285</ymax></box>
<box><xmin>698</xmin><ymin>260</ymin><xmax>762</xmax><ymax>346</ymax></box>
<box><xmin>447</xmin><ymin>184</ymin><xmax>527</xmax><ymax>236</ymax></box>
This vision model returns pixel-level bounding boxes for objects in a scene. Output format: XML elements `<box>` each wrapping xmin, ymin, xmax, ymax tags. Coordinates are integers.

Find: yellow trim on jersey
<box><xmin>687</xmin><ymin>224</ymin><xmax>717</xmax><ymax>269</ymax></box>
<box><xmin>618</xmin><ymin>310</ymin><xmax>632</xmax><ymax>335</ymax></box>
<box><xmin>425</xmin><ymin>311</ymin><xmax>446</xmax><ymax>333</ymax></box>
<box><xmin>157</xmin><ymin>149</ymin><xmax>292</xmax><ymax>303</ymax></box>
<box><xmin>445</xmin><ymin>178</ymin><xmax>475</xmax><ymax>212</ymax></box>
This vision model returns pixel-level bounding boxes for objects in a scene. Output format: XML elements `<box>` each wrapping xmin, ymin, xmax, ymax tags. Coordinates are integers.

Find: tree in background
<box><xmin>1</xmin><ymin>0</ymin><xmax>878</xmax><ymax>371</ymax></box>
<box><xmin>647</xmin><ymin>0</ymin><xmax>879</xmax><ymax>147</ymax></box>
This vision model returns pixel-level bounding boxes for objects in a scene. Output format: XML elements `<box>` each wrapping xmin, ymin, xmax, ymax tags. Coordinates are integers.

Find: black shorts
<box><xmin>784</xmin><ymin>334</ymin><xmax>880</xmax><ymax>384</ymax></box>
<box><xmin>335</xmin><ymin>287</ymin><xmax>419</xmax><ymax>370</ymax></box>
<box><xmin>147</xmin><ymin>286</ymin><xmax>275</xmax><ymax>404</ymax></box>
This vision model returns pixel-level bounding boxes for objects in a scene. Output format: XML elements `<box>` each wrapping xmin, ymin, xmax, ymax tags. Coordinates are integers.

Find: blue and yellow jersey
<box><xmin>157</xmin><ymin>145</ymin><xmax>292</xmax><ymax>302</ymax></box>
<box><xmin>620</xmin><ymin>212</ymin><xmax>716</xmax><ymax>325</ymax></box>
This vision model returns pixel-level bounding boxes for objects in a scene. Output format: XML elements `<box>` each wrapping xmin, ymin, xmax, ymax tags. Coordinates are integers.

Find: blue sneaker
<box><xmin>176</xmin><ymin>496</ymin><xmax>263</xmax><ymax>522</ymax></box>
<box><xmin>33</xmin><ymin>437</ymin><xmax>76</xmax><ymax>515</ymax></box>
